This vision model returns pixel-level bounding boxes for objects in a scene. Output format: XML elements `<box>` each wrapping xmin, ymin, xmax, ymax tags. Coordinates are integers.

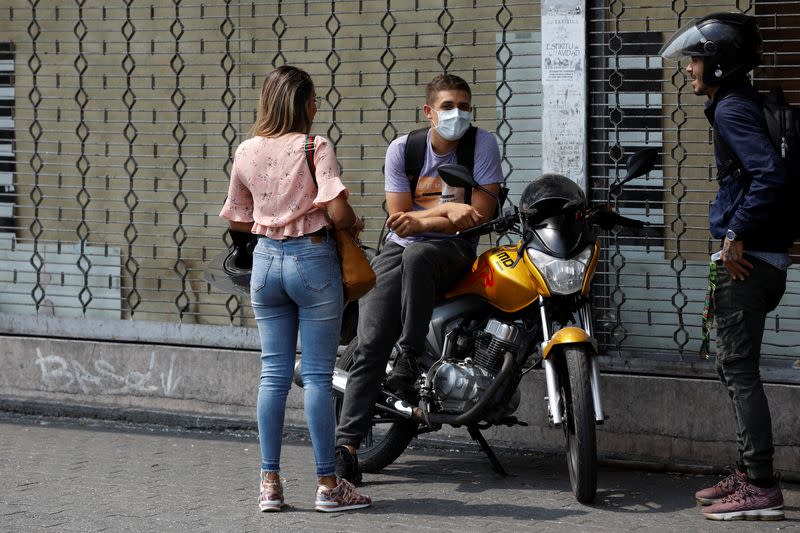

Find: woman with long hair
<box><xmin>220</xmin><ymin>65</ymin><xmax>371</xmax><ymax>513</ymax></box>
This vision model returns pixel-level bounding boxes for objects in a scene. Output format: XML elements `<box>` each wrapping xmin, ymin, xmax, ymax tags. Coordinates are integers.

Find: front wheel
<box><xmin>333</xmin><ymin>337</ymin><xmax>418</xmax><ymax>473</ymax></box>
<box><xmin>559</xmin><ymin>346</ymin><xmax>598</xmax><ymax>503</ymax></box>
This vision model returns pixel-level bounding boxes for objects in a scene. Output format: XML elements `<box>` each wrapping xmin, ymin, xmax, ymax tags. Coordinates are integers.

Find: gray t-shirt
<box><xmin>384</xmin><ymin>128</ymin><xmax>504</xmax><ymax>248</ymax></box>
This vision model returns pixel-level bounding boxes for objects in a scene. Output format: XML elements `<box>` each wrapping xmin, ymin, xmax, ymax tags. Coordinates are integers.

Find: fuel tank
<box><xmin>445</xmin><ymin>245</ymin><xmax>548</xmax><ymax>313</ymax></box>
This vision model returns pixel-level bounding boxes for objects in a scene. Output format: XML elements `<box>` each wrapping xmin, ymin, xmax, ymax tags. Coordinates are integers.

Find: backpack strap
<box><xmin>404</xmin><ymin>127</ymin><xmax>429</xmax><ymax>198</ymax></box>
<box><xmin>712</xmin><ymin>121</ymin><xmax>752</xmax><ymax>224</ymax></box>
<box><xmin>712</xmin><ymin>126</ymin><xmax>747</xmax><ymax>184</ymax></box>
<box><xmin>712</xmin><ymin>91</ymin><xmax>760</xmax><ymax>187</ymax></box>
<box><xmin>456</xmin><ymin>125</ymin><xmax>477</xmax><ymax>205</ymax></box>
<box><xmin>403</xmin><ymin>125</ymin><xmax>478</xmax><ymax>203</ymax></box>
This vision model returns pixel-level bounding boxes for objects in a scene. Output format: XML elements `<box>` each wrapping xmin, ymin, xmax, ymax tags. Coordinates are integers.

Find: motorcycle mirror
<box><xmin>438</xmin><ymin>163</ymin><xmax>478</xmax><ymax>189</ymax></box>
<box><xmin>439</xmin><ymin>163</ymin><xmax>499</xmax><ymax>202</ymax></box>
<box><xmin>621</xmin><ymin>147</ymin><xmax>659</xmax><ymax>185</ymax></box>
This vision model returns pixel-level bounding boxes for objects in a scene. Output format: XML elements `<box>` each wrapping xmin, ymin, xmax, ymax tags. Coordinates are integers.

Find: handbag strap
<box><xmin>304</xmin><ymin>134</ymin><xmax>317</xmax><ymax>186</ymax></box>
<box><xmin>304</xmin><ymin>135</ymin><xmax>362</xmax><ymax>244</ymax></box>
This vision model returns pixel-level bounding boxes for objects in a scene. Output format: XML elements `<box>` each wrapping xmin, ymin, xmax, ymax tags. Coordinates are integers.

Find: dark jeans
<box><xmin>335</xmin><ymin>238</ymin><xmax>475</xmax><ymax>448</ymax></box>
<box><xmin>713</xmin><ymin>255</ymin><xmax>786</xmax><ymax>480</ymax></box>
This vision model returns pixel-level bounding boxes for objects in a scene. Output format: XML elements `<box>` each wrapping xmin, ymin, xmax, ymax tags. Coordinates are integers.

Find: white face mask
<box><xmin>434</xmin><ymin>108</ymin><xmax>471</xmax><ymax>141</ymax></box>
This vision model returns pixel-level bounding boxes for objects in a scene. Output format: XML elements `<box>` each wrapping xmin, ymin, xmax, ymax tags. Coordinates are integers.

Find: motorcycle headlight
<box><xmin>526</xmin><ymin>244</ymin><xmax>594</xmax><ymax>295</ymax></box>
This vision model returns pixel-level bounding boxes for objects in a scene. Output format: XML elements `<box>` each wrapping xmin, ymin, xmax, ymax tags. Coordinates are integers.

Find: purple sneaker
<box><xmin>703</xmin><ymin>477</ymin><xmax>784</xmax><ymax>521</ymax></box>
<box><xmin>695</xmin><ymin>468</ymin><xmax>747</xmax><ymax>505</ymax></box>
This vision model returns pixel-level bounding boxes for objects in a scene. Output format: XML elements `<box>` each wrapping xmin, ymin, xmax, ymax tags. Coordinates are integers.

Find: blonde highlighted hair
<box><xmin>249</xmin><ymin>65</ymin><xmax>315</xmax><ymax>137</ymax></box>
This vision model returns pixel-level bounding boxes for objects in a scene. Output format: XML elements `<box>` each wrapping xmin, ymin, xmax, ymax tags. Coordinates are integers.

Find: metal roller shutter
<box><xmin>588</xmin><ymin>1</ymin><xmax>799</xmax><ymax>382</ymax></box>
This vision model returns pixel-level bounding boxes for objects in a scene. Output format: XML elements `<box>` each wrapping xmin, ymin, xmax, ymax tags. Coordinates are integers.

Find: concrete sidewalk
<box><xmin>1</xmin><ymin>413</ymin><xmax>798</xmax><ymax>532</ymax></box>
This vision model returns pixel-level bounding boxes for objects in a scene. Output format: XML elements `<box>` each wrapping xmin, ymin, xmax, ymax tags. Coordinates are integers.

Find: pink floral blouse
<box><xmin>219</xmin><ymin>133</ymin><xmax>347</xmax><ymax>239</ymax></box>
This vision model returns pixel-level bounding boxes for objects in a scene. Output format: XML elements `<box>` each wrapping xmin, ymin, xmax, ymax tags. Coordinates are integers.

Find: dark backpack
<box><xmin>404</xmin><ymin>125</ymin><xmax>477</xmax><ymax>204</ymax></box>
<box><xmin>713</xmin><ymin>86</ymin><xmax>800</xmax><ymax>240</ymax></box>
<box><xmin>763</xmin><ymin>87</ymin><xmax>800</xmax><ymax>168</ymax></box>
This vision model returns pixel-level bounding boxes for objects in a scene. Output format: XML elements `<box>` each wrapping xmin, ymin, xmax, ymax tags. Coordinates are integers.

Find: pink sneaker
<box><xmin>258</xmin><ymin>471</ymin><xmax>284</xmax><ymax>512</ymax></box>
<box><xmin>315</xmin><ymin>478</ymin><xmax>372</xmax><ymax>512</ymax></box>
<box><xmin>703</xmin><ymin>477</ymin><xmax>784</xmax><ymax>521</ymax></box>
<box><xmin>695</xmin><ymin>469</ymin><xmax>747</xmax><ymax>505</ymax></box>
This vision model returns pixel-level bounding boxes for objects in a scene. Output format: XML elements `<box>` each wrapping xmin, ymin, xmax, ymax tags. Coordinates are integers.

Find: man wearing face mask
<box><xmin>334</xmin><ymin>74</ymin><xmax>503</xmax><ymax>483</ymax></box>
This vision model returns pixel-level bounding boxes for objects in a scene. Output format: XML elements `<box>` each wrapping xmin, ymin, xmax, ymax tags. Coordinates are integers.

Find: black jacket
<box><xmin>704</xmin><ymin>80</ymin><xmax>791</xmax><ymax>253</ymax></box>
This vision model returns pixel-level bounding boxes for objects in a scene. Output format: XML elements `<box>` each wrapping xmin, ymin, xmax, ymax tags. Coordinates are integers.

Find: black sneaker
<box><xmin>334</xmin><ymin>445</ymin><xmax>362</xmax><ymax>485</ymax></box>
<box><xmin>385</xmin><ymin>351</ymin><xmax>420</xmax><ymax>399</ymax></box>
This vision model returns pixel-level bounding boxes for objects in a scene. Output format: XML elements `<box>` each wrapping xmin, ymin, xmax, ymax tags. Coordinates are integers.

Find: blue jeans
<box><xmin>250</xmin><ymin>233</ymin><xmax>342</xmax><ymax>478</ymax></box>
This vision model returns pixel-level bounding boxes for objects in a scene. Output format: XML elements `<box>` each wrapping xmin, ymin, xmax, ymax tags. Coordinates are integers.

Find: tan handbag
<box><xmin>305</xmin><ymin>136</ymin><xmax>376</xmax><ymax>301</ymax></box>
<box><xmin>333</xmin><ymin>228</ymin><xmax>376</xmax><ymax>301</ymax></box>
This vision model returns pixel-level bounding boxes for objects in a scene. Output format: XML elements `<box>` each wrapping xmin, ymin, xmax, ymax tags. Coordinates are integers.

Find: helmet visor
<box><xmin>659</xmin><ymin>22</ymin><xmax>709</xmax><ymax>61</ymax></box>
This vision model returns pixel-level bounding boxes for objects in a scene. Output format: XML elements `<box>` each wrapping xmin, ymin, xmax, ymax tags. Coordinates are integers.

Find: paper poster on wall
<box><xmin>542</xmin><ymin>3</ymin><xmax>583</xmax><ymax>84</ymax></box>
<box><xmin>541</xmin><ymin>0</ymin><xmax>586</xmax><ymax>189</ymax></box>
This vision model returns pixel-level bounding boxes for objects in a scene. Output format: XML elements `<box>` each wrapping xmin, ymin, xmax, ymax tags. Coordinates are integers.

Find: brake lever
<box><xmin>587</xmin><ymin>208</ymin><xmax>617</xmax><ymax>230</ymax></box>
<box><xmin>456</xmin><ymin>221</ymin><xmax>492</xmax><ymax>238</ymax></box>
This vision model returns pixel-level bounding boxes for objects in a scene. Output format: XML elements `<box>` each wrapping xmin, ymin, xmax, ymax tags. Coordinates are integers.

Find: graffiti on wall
<box><xmin>35</xmin><ymin>348</ymin><xmax>182</xmax><ymax>396</ymax></box>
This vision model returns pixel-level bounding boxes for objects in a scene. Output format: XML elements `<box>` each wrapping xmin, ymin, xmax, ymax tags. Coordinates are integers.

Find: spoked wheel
<box><xmin>558</xmin><ymin>346</ymin><xmax>598</xmax><ymax>503</ymax></box>
<box><xmin>333</xmin><ymin>337</ymin><xmax>419</xmax><ymax>473</ymax></box>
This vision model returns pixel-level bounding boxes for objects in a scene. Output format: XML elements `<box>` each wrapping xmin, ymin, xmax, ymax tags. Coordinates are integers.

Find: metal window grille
<box><xmin>0</xmin><ymin>1</ymin><xmax>544</xmax><ymax>344</ymax></box>
<box><xmin>2</xmin><ymin>1</ymin><xmax>798</xmax><ymax>383</ymax></box>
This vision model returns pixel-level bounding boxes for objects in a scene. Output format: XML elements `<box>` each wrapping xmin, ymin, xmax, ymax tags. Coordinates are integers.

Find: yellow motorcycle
<box><xmin>327</xmin><ymin>149</ymin><xmax>657</xmax><ymax>504</ymax></box>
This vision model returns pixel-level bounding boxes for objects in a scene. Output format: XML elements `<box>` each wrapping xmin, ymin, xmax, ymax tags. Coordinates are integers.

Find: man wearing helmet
<box><xmin>661</xmin><ymin>12</ymin><xmax>790</xmax><ymax>521</ymax></box>
<box><xmin>333</xmin><ymin>73</ymin><xmax>504</xmax><ymax>483</ymax></box>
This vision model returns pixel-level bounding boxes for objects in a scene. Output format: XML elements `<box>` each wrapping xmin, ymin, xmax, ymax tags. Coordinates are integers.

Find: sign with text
<box><xmin>541</xmin><ymin>0</ymin><xmax>587</xmax><ymax>190</ymax></box>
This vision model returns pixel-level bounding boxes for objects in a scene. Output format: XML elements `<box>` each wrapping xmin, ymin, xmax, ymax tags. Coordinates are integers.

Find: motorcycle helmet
<box><xmin>202</xmin><ymin>231</ymin><xmax>257</xmax><ymax>298</ymax></box>
<box><xmin>520</xmin><ymin>173</ymin><xmax>587</xmax><ymax>222</ymax></box>
<box><xmin>659</xmin><ymin>12</ymin><xmax>762</xmax><ymax>85</ymax></box>
<box><xmin>520</xmin><ymin>174</ymin><xmax>590</xmax><ymax>257</ymax></box>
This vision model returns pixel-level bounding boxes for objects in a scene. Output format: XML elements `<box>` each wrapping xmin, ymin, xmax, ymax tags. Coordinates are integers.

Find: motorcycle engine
<box><xmin>432</xmin><ymin>319</ymin><xmax>522</xmax><ymax>414</ymax></box>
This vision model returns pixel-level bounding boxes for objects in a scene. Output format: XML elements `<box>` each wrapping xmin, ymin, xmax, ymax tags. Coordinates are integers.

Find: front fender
<box><xmin>542</xmin><ymin>326</ymin><xmax>597</xmax><ymax>359</ymax></box>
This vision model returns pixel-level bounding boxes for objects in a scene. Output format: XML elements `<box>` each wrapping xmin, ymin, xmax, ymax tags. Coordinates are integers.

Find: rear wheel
<box><xmin>334</xmin><ymin>337</ymin><xmax>418</xmax><ymax>473</ymax></box>
<box><xmin>559</xmin><ymin>346</ymin><xmax>598</xmax><ymax>503</ymax></box>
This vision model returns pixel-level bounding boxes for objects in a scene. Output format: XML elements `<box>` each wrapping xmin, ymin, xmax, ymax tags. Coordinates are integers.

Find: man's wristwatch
<box><xmin>725</xmin><ymin>229</ymin><xmax>738</xmax><ymax>242</ymax></box>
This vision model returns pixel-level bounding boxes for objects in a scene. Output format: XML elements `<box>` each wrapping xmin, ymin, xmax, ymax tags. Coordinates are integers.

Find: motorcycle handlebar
<box><xmin>588</xmin><ymin>209</ymin><xmax>647</xmax><ymax>230</ymax></box>
<box><xmin>615</xmin><ymin>214</ymin><xmax>646</xmax><ymax>229</ymax></box>
<box><xmin>455</xmin><ymin>206</ymin><xmax>646</xmax><ymax>237</ymax></box>
<box><xmin>457</xmin><ymin>212</ymin><xmax>518</xmax><ymax>237</ymax></box>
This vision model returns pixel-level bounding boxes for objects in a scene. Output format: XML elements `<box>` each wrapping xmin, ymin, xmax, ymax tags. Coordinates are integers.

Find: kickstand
<box><xmin>467</xmin><ymin>424</ymin><xmax>508</xmax><ymax>477</ymax></box>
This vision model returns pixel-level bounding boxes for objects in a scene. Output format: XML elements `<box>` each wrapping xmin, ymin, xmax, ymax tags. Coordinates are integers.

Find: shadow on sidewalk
<box><xmin>360</xmin><ymin>451</ymin><xmax>706</xmax><ymax>516</ymax></box>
